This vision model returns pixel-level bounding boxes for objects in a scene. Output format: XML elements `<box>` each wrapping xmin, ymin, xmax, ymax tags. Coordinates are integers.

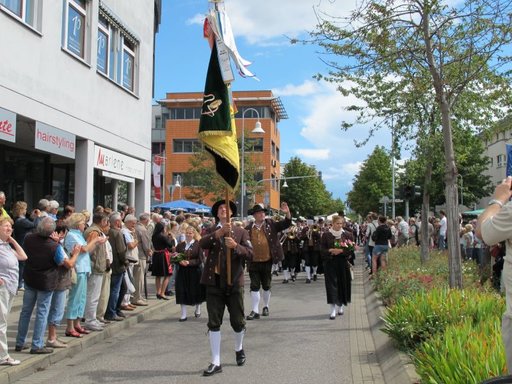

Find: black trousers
<box><xmin>206</xmin><ymin>277</ymin><xmax>245</xmax><ymax>333</ymax></box>
<box><xmin>248</xmin><ymin>261</ymin><xmax>272</xmax><ymax>291</ymax></box>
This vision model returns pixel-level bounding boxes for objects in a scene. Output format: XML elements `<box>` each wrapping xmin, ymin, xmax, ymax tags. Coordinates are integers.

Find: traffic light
<box><xmin>403</xmin><ymin>185</ymin><xmax>413</xmax><ymax>199</ymax></box>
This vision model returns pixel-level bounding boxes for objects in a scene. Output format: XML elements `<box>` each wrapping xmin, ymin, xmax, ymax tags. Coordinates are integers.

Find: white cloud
<box><xmin>341</xmin><ymin>162</ymin><xmax>363</xmax><ymax>176</ymax></box>
<box><xmin>273</xmin><ymin>80</ymin><xmax>320</xmax><ymax>97</ymax></box>
<box><xmin>295</xmin><ymin>148</ymin><xmax>330</xmax><ymax>160</ymax></box>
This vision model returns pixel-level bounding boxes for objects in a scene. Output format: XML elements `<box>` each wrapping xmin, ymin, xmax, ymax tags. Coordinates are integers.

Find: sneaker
<box><xmin>0</xmin><ymin>357</ymin><xmax>20</xmax><ymax>366</ymax></box>
<box><xmin>46</xmin><ymin>339</ymin><xmax>68</xmax><ymax>348</ymax></box>
<box><xmin>84</xmin><ymin>322</ymin><xmax>104</xmax><ymax>331</ymax></box>
<box><xmin>14</xmin><ymin>344</ymin><xmax>29</xmax><ymax>352</ymax></box>
<box><xmin>30</xmin><ymin>347</ymin><xmax>54</xmax><ymax>354</ymax></box>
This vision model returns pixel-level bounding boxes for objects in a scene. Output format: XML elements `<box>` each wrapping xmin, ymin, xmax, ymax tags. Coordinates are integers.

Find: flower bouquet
<box><xmin>334</xmin><ymin>239</ymin><xmax>355</xmax><ymax>254</ymax></box>
<box><xmin>170</xmin><ymin>252</ymin><xmax>186</xmax><ymax>263</ymax></box>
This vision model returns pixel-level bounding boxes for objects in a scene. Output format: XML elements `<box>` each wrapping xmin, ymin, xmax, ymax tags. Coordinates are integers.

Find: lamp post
<box><xmin>457</xmin><ymin>174</ymin><xmax>463</xmax><ymax>206</ymax></box>
<box><xmin>241</xmin><ymin>107</ymin><xmax>265</xmax><ymax>219</ymax></box>
<box><xmin>172</xmin><ymin>174</ymin><xmax>182</xmax><ymax>201</ymax></box>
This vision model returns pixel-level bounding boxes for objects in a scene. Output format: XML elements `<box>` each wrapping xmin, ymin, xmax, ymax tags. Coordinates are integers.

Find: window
<box><xmin>97</xmin><ymin>5</ymin><xmax>140</xmax><ymax>93</ymax></box>
<box><xmin>1</xmin><ymin>0</ymin><xmax>42</xmax><ymax>31</ymax></box>
<box><xmin>64</xmin><ymin>0</ymin><xmax>87</xmax><ymax>59</ymax></box>
<box><xmin>497</xmin><ymin>154</ymin><xmax>505</xmax><ymax>168</ymax></box>
<box><xmin>170</xmin><ymin>108</ymin><xmax>202</xmax><ymax>120</ymax></box>
<box><xmin>173</xmin><ymin>139</ymin><xmax>201</xmax><ymax>153</ymax></box>
<box><xmin>97</xmin><ymin>15</ymin><xmax>110</xmax><ymax>74</ymax></box>
<box><xmin>271</xmin><ymin>141</ymin><xmax>276</xmax><ymax>157</ymax></box>
<box><xmin>245</xmin><ymin>138</ymin><xmax>263</xmax><ymax>152</ymax></box>
<box><xmin>276</xmin><ymin>147</ymin><xmax>280</xmax><ymax>161</ymax></box>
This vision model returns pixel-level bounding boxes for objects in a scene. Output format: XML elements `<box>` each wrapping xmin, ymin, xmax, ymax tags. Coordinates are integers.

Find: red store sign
<box><xmin>0</xmin><ymin>107</ymin><xmax>16</xmax><ymax>143</ymax></box>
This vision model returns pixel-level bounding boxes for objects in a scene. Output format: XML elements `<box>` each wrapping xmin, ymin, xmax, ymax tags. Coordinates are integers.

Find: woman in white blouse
<box><xmin>174</xmin><ymin>226</ymin><xmax>205</xmax><ymax>321</ymax></box>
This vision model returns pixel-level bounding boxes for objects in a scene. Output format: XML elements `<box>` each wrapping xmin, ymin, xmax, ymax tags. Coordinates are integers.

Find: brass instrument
<box><xmin>287</xmin><ymin>226</ymin><xmax>297</xmax><ymax>239</ymax></box>
<box><xmin>312</xmin><ymin>224</ymin><xmax>320</xmax><ymax>232</ymax></box>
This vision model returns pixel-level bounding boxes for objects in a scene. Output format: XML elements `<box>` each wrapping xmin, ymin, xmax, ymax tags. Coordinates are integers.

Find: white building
<box><xmin>480</xmin><ymin>123</ymin><xmax>512</xmax><ymax>207</ymax></box>
<box><xmin>0</xmin><ymin>0</ymin><xmax>161</xmax><ymax>214</ymax></box>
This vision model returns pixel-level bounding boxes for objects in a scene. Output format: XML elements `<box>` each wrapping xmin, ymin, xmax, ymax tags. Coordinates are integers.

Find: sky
<box><xmin>153</xmin><ymin>0</ymin><xmax>394</xmax><ymax>201</ymax></box>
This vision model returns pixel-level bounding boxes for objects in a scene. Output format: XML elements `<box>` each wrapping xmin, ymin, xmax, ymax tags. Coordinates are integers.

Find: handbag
<box><xmin>70</xmin><ymin>268</ymin><xmax>77</xmax><ymax>285</ymax></box>
<box><xmin>347</xmin><ymin>260</ymin><xmax>354</xmax><ymax>280</ymax></box>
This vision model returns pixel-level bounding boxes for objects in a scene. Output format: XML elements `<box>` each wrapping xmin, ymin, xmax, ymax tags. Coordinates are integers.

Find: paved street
<box><xmin>6</xmin><ymin>257</ymin><xmax>386</xmax><ymax>384</ymax></box>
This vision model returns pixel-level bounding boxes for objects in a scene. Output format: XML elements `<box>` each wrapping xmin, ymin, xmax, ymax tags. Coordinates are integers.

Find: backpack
<box><xmin>371</xmin><ymin>227</ymin><xmax>378</xmax><ymax>242</ymax></box>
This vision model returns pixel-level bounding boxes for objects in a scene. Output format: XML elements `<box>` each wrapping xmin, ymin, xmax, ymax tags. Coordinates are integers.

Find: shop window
<box><xmin>1</xmin><ymin>0</ymin><xmax>42</xmax><ymax>31</ymax></box>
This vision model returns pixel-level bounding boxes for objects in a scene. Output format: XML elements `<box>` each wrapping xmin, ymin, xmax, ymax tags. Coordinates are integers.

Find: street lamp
<box><xmin>172</xmin><ymin>174</ymin><xmax>182</xmax><ymax>201</ymax></box>
<box><xmin>241</xmin><ymin>107</ymin><xmax>265</xmax><ymax>219</ymax></box>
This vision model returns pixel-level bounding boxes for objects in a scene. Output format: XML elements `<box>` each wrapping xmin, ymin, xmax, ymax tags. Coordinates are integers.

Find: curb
<box><xmin>363</xmin><ymin>273</ymin><xmax>420</xmax><ymax>384</ymax></box>
<box><xmin>0</xmin><ymin>299</ymin><xmax>171</xmax><ymax>384</ymax></box>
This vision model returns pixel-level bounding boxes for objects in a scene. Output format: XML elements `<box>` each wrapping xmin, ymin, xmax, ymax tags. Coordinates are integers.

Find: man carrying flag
<box><xmin>197</xmin><ymin>0</ymin><xmax>256</xmax><ymax>376</ymax></box>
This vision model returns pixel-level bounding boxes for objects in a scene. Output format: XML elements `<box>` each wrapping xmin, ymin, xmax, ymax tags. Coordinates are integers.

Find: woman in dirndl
<box><xmin>174</xmin><ymin>226</ymin><xmax>205</xmax><ymax>321</ymax></box>
<box><xmin>320</xmin><ymin>215</ymin><xmax>353</xmax><ymax>320</ymax></box>
<box><xmin>151</xmin><ymin>222</ymin><xmax>176</xmax><ymax>300</ymax></box>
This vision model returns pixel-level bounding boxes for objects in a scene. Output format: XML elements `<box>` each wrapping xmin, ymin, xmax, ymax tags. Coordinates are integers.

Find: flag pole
<box><xmin>225</xmin><ymin>188</ymin><xmax>232</xmax><ymax>286</ymax></box>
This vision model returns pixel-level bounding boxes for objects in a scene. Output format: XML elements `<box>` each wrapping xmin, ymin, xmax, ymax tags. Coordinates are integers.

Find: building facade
<box><xmin>0</xmin><ymin>0</ymin><xmax>161</xmax><ymax>214</ymax></box>
<box><xmin>154</xmin><ymin>90</ymin><xmax>288</xmax><ymax>215</ymax></box>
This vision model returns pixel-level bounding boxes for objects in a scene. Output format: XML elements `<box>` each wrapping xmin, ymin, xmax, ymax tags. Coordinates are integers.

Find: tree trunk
<box><xmin>420</xmin><ymin>162</ymin><xmax>432</xmax><ymax>263</ymax></box>
<box><xmin>421</xmin><ymin>9</ymin><xmax>462</xmax><ymax>288</ymax></box>
<box><xmin>440</xmin><ymin>99</ymin><xmax>463</xmax><ymax>289</ymax></box>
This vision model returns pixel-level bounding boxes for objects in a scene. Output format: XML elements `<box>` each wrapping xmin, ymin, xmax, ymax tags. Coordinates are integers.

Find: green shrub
<box><xmin>381</xmin><ymin>287</ymin><xmax>504</xmax><ymax>352</ymax></box>
<box><xmin>413</xmin><ymin>317</ymin><xmax>507</xmax><ymax>384</ymax></box>
<box><xmin>372</xmin><ymin>246</ymin><xmax>485</xmax><ymax>306</ymax></box>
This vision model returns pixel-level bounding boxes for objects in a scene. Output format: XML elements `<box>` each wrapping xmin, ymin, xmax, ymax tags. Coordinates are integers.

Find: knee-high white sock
<box><xmin>312</xmin><ymin>266</ymin><xmax>318</xmax><ymax>275</ymax></box>
<box><xmin>283</xmin><ymin>270</ymin><xmax>290</xmax><ymax>280</ymax></box>
<box><xmin>290</xmin><ymin>267</ymin><xmax>295</xmax><ymax>276</ymax></box>
<box><xmin>337</xmin><ymin>304</ymin><xmax>344</xmax><ymax>315</ymax></box>
<box><xmin>234</xmin><ymin>329</ymin><xmax>245</xmax><ymax>352</ymax></box>
<box><xmin>251</xmin><ymin>291</ymin><xmax>260</xmax><ymax>313</ymax></box>
<box><xmin>195</xmin><ymin>304</ymin><xmax>201</xmax><ymax>315</ymax></box>
<box><xmin>180</xmin><ymin>305</ymin><xmax>187</xmax><ymax>319</ymax></box>
<box><xmin>330</xmin><ymin>304</ymin><xmax>336</xmax><ymax>317</ymax></box>
<box><xmin>305</xmin><ymin>266</ymin><xmax>311</xmax><ymax>279</ymax></box>
<box><xmin>209</xmin><ymin>331</ymin><xmax>221</xmax><ymax>366</ymax></box>
<box><xmin>262</xmin><ymin>290</ymin><xmax>271</xmax><ymax>308</ymax></box>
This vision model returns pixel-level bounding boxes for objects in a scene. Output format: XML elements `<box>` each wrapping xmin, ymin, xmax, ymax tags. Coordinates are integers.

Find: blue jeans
<box><xmin>438</xmin><ymin>235</ymin><xmax>446</xmax><ymax>249</ymax></box>
<box><xmin>16</xmin><ymin>285</ymin><xmax>53</xmax><ymax>350</ymax></box>
<box><xmin>48</xmin><ymin>290</ymin><xmax>67</xmax><ymax>326</ymax></box>
<box><xmin>106</xmin><ymin>273</ymin><xmax>123</xmax><ymax>319</ymax></box>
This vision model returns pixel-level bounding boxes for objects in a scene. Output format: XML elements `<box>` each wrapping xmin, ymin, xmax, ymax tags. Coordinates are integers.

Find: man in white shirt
<box><xmin>438</xmin><ymin>210</ymin><xmax>447</xmax><ymax>249</ymax></box>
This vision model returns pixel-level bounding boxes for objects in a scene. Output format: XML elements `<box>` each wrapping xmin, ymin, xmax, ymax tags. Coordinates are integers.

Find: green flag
<box><xmin>198</xmin><ymin>42</ymin><xmax>240</xmax><ymax>191</ymax></box>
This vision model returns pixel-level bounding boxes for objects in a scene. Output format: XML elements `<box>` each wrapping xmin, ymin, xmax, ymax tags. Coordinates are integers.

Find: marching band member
<box><xmin>281</xmin><ymin>225</ymin><xmax>300</xmax><ymax>283</ymax></box>
<box><xmin>245</xmin><ymin>202</ymin><xmax>291</xmax><ymax>320</ymax></box>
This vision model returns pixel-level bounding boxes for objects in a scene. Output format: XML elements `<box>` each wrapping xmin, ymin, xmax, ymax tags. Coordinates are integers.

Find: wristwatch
<box><xmin>488</xmin><ymin>199</ymin><xmax>504</xmax><ymax>208</ymax></box>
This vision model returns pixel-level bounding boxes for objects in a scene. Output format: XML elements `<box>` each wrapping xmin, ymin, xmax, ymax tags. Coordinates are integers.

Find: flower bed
<box><xmin>373</xmin><ymin>245</ymin><xmax>507</xmax><ymax>383</ymax></box>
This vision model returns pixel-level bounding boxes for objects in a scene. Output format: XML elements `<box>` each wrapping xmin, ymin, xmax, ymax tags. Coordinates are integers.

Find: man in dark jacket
<box><xmin>199</xmin><ymin>200</ymin><xmax>253</xmax><ymax>376</ymax></box>
<box><xmin>245</xmin><ymin>202</ymin><xmax>291</xmax><ymax>320</ymax></box>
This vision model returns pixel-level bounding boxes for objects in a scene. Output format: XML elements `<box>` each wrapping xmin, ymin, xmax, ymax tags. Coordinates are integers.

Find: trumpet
<box><xmin>287</xmin><ymin>226</ymin><xmax>297</xmax><ymax>239</ymax></box>
<box><xmin>311</xmin><ymin>224</ymin><xmax>320</xmax><ymax>232</ymax></box>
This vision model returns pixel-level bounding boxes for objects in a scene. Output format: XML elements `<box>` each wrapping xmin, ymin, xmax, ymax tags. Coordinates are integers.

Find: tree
<box><xmin>307</xmin><ymin>0</ymin><xmax>512</xmax><ymax>288</ymax></box>
<box><xmin>185</xmin><ymin>141</ymin><xmax>263</xmax><ymax>206</ymax></box>
<box><xmin>346</xmin><ymin>146</ymin><xmax>392</xmax><ymax>215</ymax></box>
<box><xmin>280</xmin><ymin>157</ymin><xmax>340</xmax><ymax>218</ymax></box>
